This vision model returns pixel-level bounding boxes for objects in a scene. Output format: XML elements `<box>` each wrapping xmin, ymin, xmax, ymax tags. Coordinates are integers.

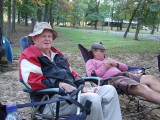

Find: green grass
<box><xmin>51</xmin><ymin>26</ymin><xmax>160</xmax><ymax>56</ymax></box>
<box><xmin>77</xmin><ymin>25</ymin><xmax>160</xmax><ymax>35</ymax></box>
<box><xmin>11</xmin><ymin>26</ymin><xmax>160</xmax><ymax>57</ymax></box>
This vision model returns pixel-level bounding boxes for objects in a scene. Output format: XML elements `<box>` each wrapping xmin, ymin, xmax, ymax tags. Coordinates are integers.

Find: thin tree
<box><xmin>135</xmin><ymin>0</ymin><xmax>146</xmax><ymax>40</ymax></box>
<box><xmin>11</xmin><ymin>0</ymin><xmax>16</xmax><ymax>32</ymax></box>
<box><xmin>44</xmin><ymin>2</ymin><xmax>49</xmax><ymax>22</ymax></box>
<box><xmin>17</xmin><ymin>8</ymin><xmax>20</xmax><ymax>24</ymax></box>
<box><xmin>6</xmin><ymin>0</ymin><xmax>11</xmax><ymax>42</ymax></box>
<box><xmin>94</xmin><ymin>0</ymin><xmax>100</xmax><ymax>29</ymax></box>
<box><xmin>49</xmin><ymin>2</ymin><xmax>53</xmax><ymax>28</ymax></box>
<box><xmin>37</xmin><ymin>5</ymin><xmax>42</xmax><ymax>22</ymax></box>
<box><xmin>150</xmin><ymin>15</ymin><xmax>156</xmax><ymax>35</ymax></box>
<box><xmin>24</xmin><ymin>0</ymin><xmax>28</xmax><ymax>26</ymax></box>
<box><xmin>0</xmin><ymin>0</ymin><xmax>4</xmax><ymax>34</ymax></box>
<box><xmin>17</xmin><ymin>1</ymin><xmax>22</xmax><ymax>24</ymax></box>
<box><xmin>123</xmin><ymin>0</ymin><xmax>141</xmax><ymax>38</ymax></box>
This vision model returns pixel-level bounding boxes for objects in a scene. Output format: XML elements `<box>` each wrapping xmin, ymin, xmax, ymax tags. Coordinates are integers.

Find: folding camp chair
<box><xmin>3</xmin><ymin>85</ymin><xmax>92</xmax><ymax>120</ymax></box>
<box><xmin>21</xmin><ymin>85</ymin><xmax>93</xmax><ymax>120</ymax></box>
<box><xmin>78</xmin><ymin>43</ymin><xmax>159</xmax><ymax>117</ymax></box>
<box><xmin>19</xmin><ymin>37</ymin><xmax>92</xmax><ymax>120</ymax></box>
<box><xmin>78</xmin><ymin>44</ymin><xmax>151</xmax><ymax>88</ymax></box>
<box><xmin>20</xmin><ymin>36</ymin><xmax>34</xmax><ymax>51</ymax></box>
<box><xmin>19</xmin><ymin>36</ymin><xmax>106</xmax><ymax>120</ymax></box>
<box><xmin>78</xmin><ymin>44</ymin><xmax>151</xmax><ymax>75</ymax></box>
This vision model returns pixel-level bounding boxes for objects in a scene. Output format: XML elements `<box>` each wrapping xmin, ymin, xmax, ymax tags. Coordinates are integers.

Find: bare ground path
<box><xmin>0</xmin><ymin>24</ymin><xmax>160</xmax><ymax>120</ymax></box>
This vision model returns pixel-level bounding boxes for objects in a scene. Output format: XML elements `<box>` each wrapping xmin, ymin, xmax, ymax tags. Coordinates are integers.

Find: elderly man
<box><xmin>86</xmin><ymin>43</ymin><xmax>160</xmax><ymax>104</ymax></box>
<box><xmin>19</xmin><ymin>22</ymin><xmax>122</xmax><ymax>120</ymax></box>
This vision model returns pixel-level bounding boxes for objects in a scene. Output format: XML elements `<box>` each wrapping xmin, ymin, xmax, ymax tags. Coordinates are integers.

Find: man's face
<box><xmin>33</xmin><ymin>29</ymin><xmax>53</xmax><ymax>52</ymax></box>
<box><xmin>93</xmin><ymin>49</ymin><xmax>106</xmax><ymax>60</ymax></box>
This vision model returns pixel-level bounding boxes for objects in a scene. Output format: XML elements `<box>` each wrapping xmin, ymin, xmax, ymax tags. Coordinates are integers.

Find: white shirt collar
<box><xmin>42</xmin><ymin>50</ymin><xmax>57</xmax><ymax>62</ymax></box>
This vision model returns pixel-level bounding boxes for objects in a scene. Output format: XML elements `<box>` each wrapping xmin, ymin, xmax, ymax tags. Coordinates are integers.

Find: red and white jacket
<box><xmin>19</xmin><ymin>45</ymin><xmax>80</xmax><ymax>91</ymax></box>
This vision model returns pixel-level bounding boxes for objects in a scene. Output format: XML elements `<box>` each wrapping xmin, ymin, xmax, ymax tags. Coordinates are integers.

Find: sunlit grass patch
<box><xmin>53</xmin><ymin>26</ymin><xmax>160</xmax><ymax>56</ymax></box>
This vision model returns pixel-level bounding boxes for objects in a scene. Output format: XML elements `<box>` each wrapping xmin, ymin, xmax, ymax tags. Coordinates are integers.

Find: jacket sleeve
<box><xmin>86</xmin><ymin>60</ymin><xmax>106</xmax><ymax>77</ymax></box>
<box><xmin>42</xmin><ymin>78</ymin><xmax>60</xmax><ymax>88</ymax></box>
<box><xmin>74</xmin><ymin>77</ymin><xmax>85</xmax><ymax>87</ymax></box>
<box><xmin>109</xmin><ymin>58</ymin><xmax>128</xmax><ymax>72</ymax></box>
<box><xmin>54</xmin><ymin>48</ymin><xmax>80</xmax><ymax>78</ymax></box>
<box><xmin>20</xmin><ymin>58</ymin><xmax>48</xmax><ymax>91</ymax></box>
<box><xmin>118</xmin><ymin>62</ymin><xmax>128</xmax><ymax>71</ymax></box>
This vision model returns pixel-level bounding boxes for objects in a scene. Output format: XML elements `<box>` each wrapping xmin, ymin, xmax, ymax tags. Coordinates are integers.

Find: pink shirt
<box><xmin>86</xmin><ymin>58</ymin><xmax>128</xmax><ymax>79</ymax></box>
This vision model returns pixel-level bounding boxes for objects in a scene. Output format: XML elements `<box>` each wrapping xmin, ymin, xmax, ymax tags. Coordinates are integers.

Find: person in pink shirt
<box><xmin>86</xmin><ymin>43</ymin><xmax>160</xmax><ymax>104</ymax></box>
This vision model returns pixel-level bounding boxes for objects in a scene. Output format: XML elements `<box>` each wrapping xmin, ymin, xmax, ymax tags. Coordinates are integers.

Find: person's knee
<box><xmin>87</xmin><ymin>94</ymin><xmax>102</xmax><ymax>110</ymax></box>
<box><xmin>141</xmin><ymin>75</ymin><xmax>155</xmax><ymax>81</ymax></box>
<box><xmin>138</xmin><ymin>84</ymin><xmax>148</xmax><ymax>90</ymax></box>
<box><xmin>130</xmin><ymin>84</ymin><xmax>150</xmax><ymax>96</ymax></box>
<box><xmin>99</xmin><ymin>85</ymin><xmax>118</xmax><ymax>101</ymax></box>
<box><xmin>102</xmin><ymin>85</ymin><xmax>116</xmax><ymax>92</ymax></box>
<box><xmin>84</xmin><ymin>93</ymin><xmax>101</xmax><ymax>104</ymax></box>
<box><xmin>99</xmin><ymin>85</ymin><xmax>117</xmax><ymax>95</ymax></box>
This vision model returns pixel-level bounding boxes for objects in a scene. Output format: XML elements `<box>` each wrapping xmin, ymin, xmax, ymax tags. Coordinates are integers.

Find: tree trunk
<box><xmin>31</xmin><ymin>18</ymin><xmax>36</xmax><ymax>32</ymax></box>
<box><xmin>150</xmin><ymin>16</ymin><xmax>156</xmax><ymax>34</ymax></box>
<box><xmin>78</xmin><ymin>20</ymin><xmax>80</xmax><ymax>26</ymax></box>
<box><xmin>44</xmin><ymin>2</ymin><xmax>49</xmax><ymax>22</ymax></box>
<box><xmin>94</xmin><ymin>0</ymin><xmax>100</xmax><ymax>29</ymax></box>
<box><xmin>134</xmin><ymin>0</ymin><xmax>146</xmax><ymax>40</ymax></box>
<box><xmin>11</xmin><ymin>0</ymin><xmax>16</xmax><ymax>32</ymax></box>
<box><xmin>6</xmin><ymin>0</ymin><xmax>11</xmax><ymax>42</ymax></box>
<box><xmin>49</xmin><ymin>2</ymin><xmax>53</xmax><ymax>28</ymax></box>
<box><xmin>157</xmin><ymin>25</ymin><xmax>159</xmax><ymax>32</ymax></box>
<box><xmin>17</xmin><ymin>8</ymin><xmax>20</xmax><ymax>24</ymax></box>
<box><xmin>151</xmin><ymin>26</ymin><xmax>155</xmax><ymax>35</ymax></box>
<box><xmin>24</xmin><ymin>0</ymin><xmax>28</xmax><ymax>26</ymax></box>
<box><xmin>94</xmin><ymin>20</ymin><xmax>98</xmax><ymax>29</ymax></box>
<box><xmin>101</xmin><ymin>21</ymin><xmax>104</xmax><ymax>30</ymax></box>
<box><xmin>123</xmin><ymin>0</ymin><xmax>141</xmax><ymax>38</ymax></box>
<box><xmin>120</xmin><ymin>22</ymin><xmax>122</xmax><ymax>31</ymax></box>
<box><xmin>117</xmin><ymin>21</ymin><xmax>119</xmax><ymax>31</ymax></box>
<box><xmin>124</xmin><ymin>13</ymin><xmax>135</xmax><ymax>38</ymax></box>
<box><xmin>37</xmin><ymin>6</ymin><xmax>42</xmax><ymax>22</ymax></box>
<box><xmin>0</xmin><ymin>0</ymin><xmax>4</xmax><ymax>34</ymax></box>
<box><xmin>25</xmin><ymin>13</ymin><xmax>28</xmax><ymax>26</ymax></box>
<box><xmin>134</xmin><ymin>21</ymin><xmax>140</xmax><ymax>40</ymax></box>
<box><xmin>111</xmin><ymin>7</ymin><xmax>113</xmax><ymax>31</ymax></box>
<box><xmin>91</xmin><ymin>21</ymin><xmax>93</xmax><ymax>28</ymax></box>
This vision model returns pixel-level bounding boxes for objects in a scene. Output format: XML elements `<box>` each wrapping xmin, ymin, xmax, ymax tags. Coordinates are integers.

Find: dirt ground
<box><xmin>0</xmin><ymin>24</ymin><xmax>160</xmax><ymax>120</ymax></box>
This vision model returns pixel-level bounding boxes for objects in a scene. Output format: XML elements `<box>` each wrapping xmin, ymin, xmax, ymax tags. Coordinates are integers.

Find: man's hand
<box><xmin>104</xmin><ymin>60</ymin><xmax>117</xmax><ymax>69</ymax></box>
<box><xmin>59</xmin><ymin>82</ymin><xmax>76</xmax><ymax>92</ymax></box>
<box><xmin>82</xmin><ymin>87</ymin><xmax>87</xmax><ymax>93</ymax></box>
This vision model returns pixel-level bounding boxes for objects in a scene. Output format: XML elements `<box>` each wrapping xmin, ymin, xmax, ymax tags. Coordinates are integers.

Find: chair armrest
<box><xmin>82</xmin><ymin>76</ymin><xmax>111</xmax><ymax>87</ymax></box>
<box><xmin>128</xmin><ymin>66</ymin><xmax>151</xmax><ymax>74</ymax></box>
<box><xmin>128</xmin><ymin>66</ymin><xmax>151</xmax><ymax>71</ymax></box>
<box><xmin>82</xmin><ymin>76</ymin><xmax>103</xmax><ymax>81</ymax></box>
<box><xmin>23</xmin><ymin>87</ymin><xmax>68</xmax><ymax>95</ymax></box>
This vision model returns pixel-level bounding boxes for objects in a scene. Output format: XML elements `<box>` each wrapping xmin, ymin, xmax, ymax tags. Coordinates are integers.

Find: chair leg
<box><xmin>55</xmin><ymin>102</ymin><xmax>60</xmax><ymax>120</ymax></box>
<box><xmin>137</xmin><ymin>98</ymin><xmax>140</xmax><ymax>113</ymax></box>
<box><xmin>137</xmin><ymin>98</ymin><xmax>142</xmax><ymax>120</ymax></box>
<box><xmin>47</xmin><ymin>95</ymin><xmax>55</xmax><ymax>120</ymax></box>
<box><xmin>31</xmin><ymin>95</ymin><xmax>47</xmax><ymax>120</ymax></box>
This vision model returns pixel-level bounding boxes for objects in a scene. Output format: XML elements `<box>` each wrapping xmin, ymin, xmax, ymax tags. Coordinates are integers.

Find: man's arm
<box><xmin>86</xmin><ymin>59</ymin><xmax>106</xmax><ymax>77</ymax></box>
<box><xmin>20</xmin><ymin>58</ymin><xmax>48</xmax><ymax>91</ymax></box>
<box><xmin>105</xmin><ymin>58</ymin><xmax>128</xmax><ymax>71</ymax></box>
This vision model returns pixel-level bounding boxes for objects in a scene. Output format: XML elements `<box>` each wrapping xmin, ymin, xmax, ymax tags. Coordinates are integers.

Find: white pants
<box><xmin>43</xmin><ymin>85</ymin><xmax>122</xmax><ymax>120</ymax></box>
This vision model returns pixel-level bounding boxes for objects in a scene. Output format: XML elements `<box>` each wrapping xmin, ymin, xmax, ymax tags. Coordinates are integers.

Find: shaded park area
<box><xmin>0</xmin><ymin>23</ymin><xmax>160</xmax><ymax>119</ymax></box>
